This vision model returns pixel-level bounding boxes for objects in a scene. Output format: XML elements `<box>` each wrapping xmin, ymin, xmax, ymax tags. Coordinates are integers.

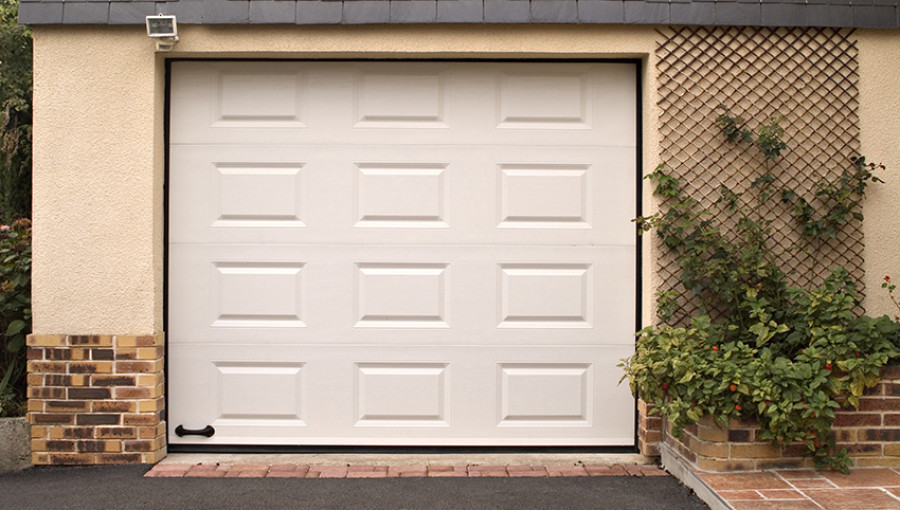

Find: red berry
<box><xmin>662</xmin><ymin>382</ymin><xmax>669</xmax><ymax>391</ymax></box>
<box><xmin>855</xmin><ymin>351</ymin><xmax>861</xmax><ymax>358</ymax></box>
<box><xmin>729</xmin><ymin>384</ymin><xmax>737</xmax><ymax>392</ymax></box>
<box><xmin>812</xmin><ymin>412</ymin><xmax>817</xmax><ymax>418</ymax></box>
<box><xmin>825</xmin><ymin>363</ymin><xmax>832</xmax><ymax>371</ymax></box>
<box><xmin>886</xmin><ymin>275</ymin><xmax>891</xmax><ymax>282</ymax></box>
<box><xmin>735</xmin><ymin>404</ymin><xmax>742</xmax><ymax>411</ymax></box>
<box><xmin>712</xmin><ymin>346</ymin><xmax>719</xmax><ymax>351</ymax></box>
<box><xmin>765</xmin><ymin>400</ymin><xmax>771</xmax><ymax>406</ymax></box>
<box><xmin>691</xmin><ymin>402</ymin><xmax>697</xmax><ymax>408</ymax></box>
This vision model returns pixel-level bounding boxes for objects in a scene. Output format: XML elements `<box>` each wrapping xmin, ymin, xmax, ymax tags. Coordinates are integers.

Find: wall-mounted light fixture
<box><xmin>146</xmin><ymin>14</ymin><xmax>178</xmax><ymax>51</ymax></box>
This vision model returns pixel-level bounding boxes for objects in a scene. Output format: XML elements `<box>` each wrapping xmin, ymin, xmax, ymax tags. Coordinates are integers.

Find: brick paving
<box><xmin>145</xmin><ymin>460</ymin><xmax>900</xmax><ymax>509</ymax></box>
<box><xmin>703</xmin><ymin>468</ymin><xmax>900</xmax><ymax>510</ymax></box>
<box><xmin>145</xmin><ymin>462</ymin><xmax>668</xmax><ymax>479</ymax></box>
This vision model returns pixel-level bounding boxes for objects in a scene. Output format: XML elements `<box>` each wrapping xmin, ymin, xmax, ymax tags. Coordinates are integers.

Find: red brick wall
<box><xmin>659</xmin><ymin>366</ymin><xmax>900</xmax><ymax>472</ymax></box>
<box><xmin>26</xmin><ymin>334</ymin><xmax>166</xmax><ymax>465</ymax></box>
<box><xmin>638</xmin><ymin>398</ymin><xmax>661</xmax><ymax>457</ymax></box>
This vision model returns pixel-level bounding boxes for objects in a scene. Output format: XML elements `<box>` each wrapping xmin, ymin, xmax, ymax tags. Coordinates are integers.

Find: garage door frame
<box><xmin>162</xmin><ymin>57</ymin><xmax>643</xmax><ymax>453</ymax></box>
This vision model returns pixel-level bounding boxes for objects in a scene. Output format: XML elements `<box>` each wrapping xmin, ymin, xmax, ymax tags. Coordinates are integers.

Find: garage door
<box><xmin>167</xmin><ymin>61</ymin><xmax>637</xmax><ymax>446</ymax></box>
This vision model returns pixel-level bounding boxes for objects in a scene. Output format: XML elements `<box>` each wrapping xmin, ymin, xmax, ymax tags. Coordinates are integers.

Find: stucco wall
<box><xmin>31</xmin><ymin>24</ymin><xmax>900</xmax><ymax>335</ymax></box>
<box><xmin>32</xmin><ymin>27</ymin><xmax>163</xmax><ymax>334</ymax></box>
<box><xmin>31</xmin><ymin>24</ymin><xmax>663</xmax><ymax>334</ymax></box>
<box><xmin>859</xmin><ymin>30</ymin><xmax>900</xmax><ymax>319</ymax></box>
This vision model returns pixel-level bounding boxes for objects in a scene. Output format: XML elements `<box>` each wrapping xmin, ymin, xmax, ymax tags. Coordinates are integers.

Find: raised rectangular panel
<box><xmin>355</xmin><ymin>70</ymin><xmax>448</xmax><ymax>128</ymax></box>
<box><xmin>355</xmin><ymin>163</ymin><xmax>448</xmax><ymax>228</ymax></box>
<box><xmin>212</xmin><ymin>163</ymin><xmax>306</xmax><ymax>228</ymax></box>
<box><xmin>212</xmin><ymin>262</ymin><xmax>306</xmax><ymax>328</ymax></box>
<box><xmin>499</xmin><ymin>264</ymin><xmax>592</xmax><ymax>328</ymax></box>
<box><xmin>355</xmin><ymin>363</ymin><xmax>449</xmax><ymax>426</ymax></box>
<box><xmin>498</xmin><ymin>363</ymin><xmax>591</xmax><ymax>426</ymax></box>
<box><xmin>214</xmin><ymin>71</ymin><xmax>306</xmax><ymax>128</ymax></box>
<box><xmin>497</xmin><ymin>72</ymin><xmax>590</xmax><ymax>129</ymax></box>
<box><xmin>355</xmin><ymin>263</ymin><xmax>449</xmax><ymax>328</ymax></box>
<box><xmin>498</xmin><ymin>164</ymin><xmax>590</xmax><ymax>229</ymax></box>
<box><xmin>214</xmin><ymin>362</ymin><xmax>306</xmax><ymax>422</ymax></box>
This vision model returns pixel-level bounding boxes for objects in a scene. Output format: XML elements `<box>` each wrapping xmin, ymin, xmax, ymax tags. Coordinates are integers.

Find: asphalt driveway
<box><xmin>1</xmin><ymin>464</ymin><xmax>709</xmax><ymax>510</ymax></box>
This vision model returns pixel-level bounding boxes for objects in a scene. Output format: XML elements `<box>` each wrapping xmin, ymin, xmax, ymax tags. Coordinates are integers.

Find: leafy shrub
<box><xmin>0</xmin><ymin>0</ymin><xmax>32</xmax><ymax>224</ymax></box>
<box><xmin>0</xmin><ymin>218</ymin><xmax>31</xmax><ymax>417</ymax></box>
<box><xmin>621</xmin><ymin>113</ymin><xmax>900</xmax><ymax>473</ymax></box>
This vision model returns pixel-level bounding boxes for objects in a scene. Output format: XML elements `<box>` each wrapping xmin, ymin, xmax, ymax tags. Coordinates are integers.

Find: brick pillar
<box><xmin>26</xmin><ymin>334</ymin><xmax>166</xmax><ymax>465</ymax></box>
<box><xmin>638</xmin><ymin>398</ymin><xmax>661</xmax><ymax>456</ymax></box>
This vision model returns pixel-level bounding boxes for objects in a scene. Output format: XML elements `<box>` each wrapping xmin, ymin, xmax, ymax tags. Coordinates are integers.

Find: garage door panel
<box><xmin>170</xmin><ymin>62</ymin><xmax>635</xmax><ymax>148</ymax></box>
<box><xmin>169</xmin><ymin>144</ymin><xmax>635</xmax><ymax>246</ymax></box>
<box><xmin>169</xmin><ymin>61</ymin><xmax>637</xmax><ymax>447</ymax></box>
<box><xmin>168</xmin><ymin>344</ymin><xmax>635</xmax><ymax>446</ymax></box>
<box><xmin>168</xmin><ymin>244</ymin><xmax>634</xmax><ymax>346</ymax></box>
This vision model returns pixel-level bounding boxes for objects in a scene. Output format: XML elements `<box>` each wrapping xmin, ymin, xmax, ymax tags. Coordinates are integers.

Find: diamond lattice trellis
<box><xmin>655</xmin><ymin>26</ymin><xmax>863</xmax><ymax>321</ymax></box>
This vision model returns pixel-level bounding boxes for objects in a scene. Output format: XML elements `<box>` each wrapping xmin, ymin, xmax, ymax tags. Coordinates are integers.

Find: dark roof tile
<box><xmin>531</xmin><ymin>0</ymin><xmax>578</xmax><ymax>22</ymax></box>
<box><xmin>17</xmin><ymin>0</ymin><xmax>900</xmax><ymax>29</ymax></box>
<box><xmin>391</xmin><ymin>0</ymin><xmax>437</xmax><ymax>23</ymax></box>
<box><xmin>343</xmin><ymin>0</ymin><xmax>391</xmax><ymax>23</ymax></box>
<box><xmin>249</xmin><ymin>0</ymin><xmax>296</xmax><ymax>23</ymax></box>
<box><xmin>436</xmin><ymin>0</ymin><xmax>484</xmax><ymax>22</ymax></box>
<box><xmin>18</xmin><ymin>1</ymin><xmax>63</xmax><ymax>24</ymax></box>
<box><xmin>716</xmin><ymin>0</ymin><xmax>761</xmax><ymax>24</ymax></box>
<box><xmin>806</xmin><ymin>3</ymin><xmax>853</xmax><ymax>26</ymax></box>
<box><xmin>578</xmin><ymin>0</ymin><xmax>626</xmax><ymax>23</ymax></box>
<box><xmin>484</xmin><ymin>0</ymin><xmax>531</xmax><ymax>22</ymax></box>
<box><xmin>62</xmin><ymin>2</ymin><xmax>109</xmax><ymax>24</ymax></box>
<box><xmin>669</xmin><ymin>1</ymin><xmax>716</xmax><ymax>24</ymax></box>
<box><xmin>624</xmin><ymin>0</ymin><xmax>669</xmax><ymax>22</ymax></box>
<box><xmin>108</xmin><ymin>1</ymin><xmax>156</xmax><ymax>24</ymax></box>
<box><xmin>852</xmin><ymin>4</ymin><xmax>898</xmax><ymax>26</ymax></box>
<box><xmin>297</xmin><ymin>0</ymin><xmax>342</xmax><ymax>24</ymax></box>
<box><xmin>157</xmin><ymin>0</ymin><xmax>204</xmax><ymax>24</ymax></box>
<box><xmin>206</xmin><ymin>0</ymin><xmax>251</xmax><ymax>24</ymax></box>
<box><xmin>761</xmin><ymin>2</ymin><xmax>808</xmax><ymax>26</ymax></box>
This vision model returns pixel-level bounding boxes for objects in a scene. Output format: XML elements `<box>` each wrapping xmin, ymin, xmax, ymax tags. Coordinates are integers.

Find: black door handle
<box><xmin>175</xmin><ymin>425</ymin><xmax>215</xmax><ymax>437</ymax></box>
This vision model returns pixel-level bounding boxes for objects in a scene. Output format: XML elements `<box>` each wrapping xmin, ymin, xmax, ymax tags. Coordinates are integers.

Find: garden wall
<box><xmin>638</xmin><ymin>366</ymin><xmax>900</xmax><ymax>472</ymax></box>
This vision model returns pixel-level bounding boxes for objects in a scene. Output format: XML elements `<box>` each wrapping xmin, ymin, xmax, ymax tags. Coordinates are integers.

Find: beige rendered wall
<box><xmin>32</xmin><ymin>27</ymin><xmax>164</xmax><ymax>334</ymax></box>
<box><xmin>31</xmin><ymin>24</ymin><xmax>663</xmax><ymax>335</ymax></box>
<box><xmin>859</xmin><ymin>30</ymin><xmax>900</xmax><ymax>319</ymax></box>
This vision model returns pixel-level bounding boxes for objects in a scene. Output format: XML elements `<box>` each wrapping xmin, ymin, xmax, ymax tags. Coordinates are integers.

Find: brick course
<box><xmin>640</xmin><ymin>366</ymin><xmax>900</xmax><ymax>472</ymax></box>
<box><xmin>638</xmin><ymin>398</ymin><xmax>661</xmax><ymax>457</ymax></box>
<box><xmin>26</xmin><ymin>333</ymin><xmax>166</xmax><ymax>465</ymax></box>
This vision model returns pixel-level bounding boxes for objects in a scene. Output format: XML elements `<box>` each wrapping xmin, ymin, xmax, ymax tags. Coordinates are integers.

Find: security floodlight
<box><xmin>146</xmin><ymin>15</ymin><xmax>177</xmax><ymax>38</ymax></box>
<box><xmin>146</xmin><ymin>14</ymin><xmax>178</xmax><ymax>51</ymax></box>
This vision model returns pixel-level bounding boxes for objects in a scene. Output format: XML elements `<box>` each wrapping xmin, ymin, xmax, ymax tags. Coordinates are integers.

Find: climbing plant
<box><xmin>621</xmin><ymin>111</ymin><xmax>899</xmax><ymax>473</ymax></box>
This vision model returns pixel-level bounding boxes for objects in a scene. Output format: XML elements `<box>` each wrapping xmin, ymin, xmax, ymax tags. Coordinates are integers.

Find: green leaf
<box><xmin>6</xmin><ymin>334</ymin><xmax>23</xmax><ymax>353</ymax></box>
<box><xmin>5</xmin><ymin>319</ymin><xmax>24</xmax><ymax>336</ymax></box>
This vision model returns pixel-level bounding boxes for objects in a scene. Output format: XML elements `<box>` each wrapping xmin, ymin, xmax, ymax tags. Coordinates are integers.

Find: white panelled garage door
<box><xmin>167</xmin><ymin>61</ymin><xmax>637</xmax><ymax>446</ymax></box>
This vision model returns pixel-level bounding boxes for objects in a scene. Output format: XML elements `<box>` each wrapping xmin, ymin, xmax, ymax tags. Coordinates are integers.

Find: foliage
<box><xmin>782</xmin><ymin>156</ymin><xmax>885</xmax><ymax>242</ymax></box>
<box><xmin>716</xmin><ymin>107</ymin><xmax>884</xmax><ymax>243</ymax></box>
<box><xmin>882</xmin><ymin>276</ymin><xmax>900</xmax><ymax>321</ymax></box>
<box><xmin>0</xmin><ymin>218</ymin><xmax>29</xmax><ymax>417</ymax></box>
<box><xmin>716</xmin><ymin>110</ymin><xmax>787</xmax><ymax>163</ymax></box>
<box><xmin>622</xmin><ymin>112</ymin><xmax>900</xmax><ymax>473</ymax></box>
<box><xmin>0</xmin><ymin>0</ymin><xmax>32</xmax><ymax>223</ymax></box>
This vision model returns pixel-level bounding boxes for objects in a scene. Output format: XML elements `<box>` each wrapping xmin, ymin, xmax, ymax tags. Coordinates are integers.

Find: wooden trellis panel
<box><xmin>656</xmin><ymin>27</ymin><xmax>863</xmax><ymax>320</ymax></box>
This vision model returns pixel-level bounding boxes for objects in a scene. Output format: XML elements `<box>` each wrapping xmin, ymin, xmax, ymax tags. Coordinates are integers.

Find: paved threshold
<box><xmin>146</xmin><ymin>462</ymin><xmax>668</xmax><ymax>478</ymax></box>
<box><xmin>148</xmin><ymin>453</ymin><xmax>661</xmax><ymax>478</ymax></box>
